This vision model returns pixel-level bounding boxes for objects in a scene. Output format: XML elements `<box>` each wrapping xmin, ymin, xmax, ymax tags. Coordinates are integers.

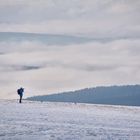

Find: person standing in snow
<box><xmin>17</xmin><ymin>87</ymin><xmax>24</xmax><ymax>103</ymax></box>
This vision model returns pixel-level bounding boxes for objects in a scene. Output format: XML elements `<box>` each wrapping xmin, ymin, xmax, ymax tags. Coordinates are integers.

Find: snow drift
<box><xmin>0</xmin><ymin>100</ymin><xmax>140</xmax><ymax>140</ymax></box>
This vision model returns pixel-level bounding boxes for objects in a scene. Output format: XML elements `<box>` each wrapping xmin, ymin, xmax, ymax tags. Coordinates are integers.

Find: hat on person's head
<box><xmin>20</xmin><ymin>87</ymin><xmax>24</xmax><ymax>90</ymax></box>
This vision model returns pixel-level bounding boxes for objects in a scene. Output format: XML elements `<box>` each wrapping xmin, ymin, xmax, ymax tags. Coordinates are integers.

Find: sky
<box><xmin>0</xmin><ymin>0</ymin><xmax>140</xmax><ymax>99</ymax></box>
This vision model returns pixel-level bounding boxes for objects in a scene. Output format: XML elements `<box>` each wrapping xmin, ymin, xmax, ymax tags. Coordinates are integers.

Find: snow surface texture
<box><xmin>0</xmin><ymin>100</ymin><xmax>140</xmax><ymax>140</ymax></box>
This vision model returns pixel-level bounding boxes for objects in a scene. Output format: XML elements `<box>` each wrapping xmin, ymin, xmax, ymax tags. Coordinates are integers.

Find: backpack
<box><xmin>17</xmin><ymin>89</ymin><xmax>21</xmax><ymax>95</ymax></box>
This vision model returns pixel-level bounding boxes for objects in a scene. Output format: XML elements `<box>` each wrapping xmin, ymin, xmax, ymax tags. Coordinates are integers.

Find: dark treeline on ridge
<box><xmin>27</xmin><ymin>85</ymin><xmax>140</xmax><ymax>106</ymax></box>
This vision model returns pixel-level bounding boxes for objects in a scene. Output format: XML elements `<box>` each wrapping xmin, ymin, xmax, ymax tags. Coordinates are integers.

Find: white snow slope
<box><xmin>0</xmin><ymin>100</ymin><xmax>140</xmax><ymax>140</ymax></box>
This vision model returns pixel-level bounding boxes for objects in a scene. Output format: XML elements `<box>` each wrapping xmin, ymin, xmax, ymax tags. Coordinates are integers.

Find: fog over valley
<box><xmin>0</xmin><ymin>0</ymin><xmax>140</xmax><ymax>98</ymax></box>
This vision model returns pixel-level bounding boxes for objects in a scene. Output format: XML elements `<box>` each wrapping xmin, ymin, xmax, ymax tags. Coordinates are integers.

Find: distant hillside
<box><xmin>27</xmin><ymin>85</ymin><xmax>140</xmax><ymax>106</ymax></box>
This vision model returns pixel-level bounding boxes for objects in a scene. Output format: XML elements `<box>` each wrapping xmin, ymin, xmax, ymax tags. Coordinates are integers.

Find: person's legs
<box><xmin>19</xmin><ymin>95</ymin><xmax>22</xmax><ymax>103</ymax></box>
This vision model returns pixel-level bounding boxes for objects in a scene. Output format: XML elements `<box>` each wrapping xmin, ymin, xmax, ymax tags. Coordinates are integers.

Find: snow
<box><xmin>0</xmin><ymin>100</ymin><xmax>140</xmax><ymax>140</ymax></box>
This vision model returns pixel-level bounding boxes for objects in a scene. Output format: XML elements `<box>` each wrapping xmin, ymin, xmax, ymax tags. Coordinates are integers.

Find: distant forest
<box><xmin>27</xmin><ymin>85</ymin><xmax>140</xmax><ymax>106</ymax></box>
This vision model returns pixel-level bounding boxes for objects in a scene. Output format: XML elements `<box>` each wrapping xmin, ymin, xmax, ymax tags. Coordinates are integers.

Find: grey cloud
<box><xmin>0</xmin><ymin>0</ymin><xmax>139</xmax><ymax>22</ymax></box>
<box><xmin>0</xmin><ymin>59</ymin><xmax>120</xmax><ymax>73</ymax></box>
<box><xmin>0</xmin><ymin>0</ymin><xmax>89</xmax><ymax>23</ymax></box>
<box><xmin>0</xmin><ymin>5</ymin><xmax>25</xmax><ymax>24</ymax></box>
<box><xmin>0</xmin><ymin>32</ymin><xmax>93</xmax><ymax>45</ymax></box>
<box><xmin>0</xmin><ymin>64</ymin><xmax>43</xmax><ymax>72</ymax></box>
<box><xmin>71</xmin><ymin>64</ymin><xmax>118</xmax><ymax>72</ymax></box>
<box><xmin>0</xmin><ymin>32</ymin><xmax>140</xmax><ymax>48</ymax></box>
<box><xmin>12</xmin><ymin>65</ymin><xmax>42</xmax><ymax>71</ymax></box>
<box><xmin>78</xmin><ymin>64</ymin><xmax>118</xmax><ymax>72</ymax></box>
<box><xmin>0</xmin><ymin>52</ymin><xmax>5</xmax><ymax>55</ymax></box>
<box><xmin>0</xmin><ymin>0</ymin><xmax>140</xmax><ymax>39</ymax></box>
<box><xmin>42</xmin><ymin>61</ymin><xmax>120</xmax><ymax>72</ymax></box>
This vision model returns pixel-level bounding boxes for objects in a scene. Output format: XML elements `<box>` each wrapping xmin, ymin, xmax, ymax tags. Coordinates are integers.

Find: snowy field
<box><xmin>0</xmin><ymin>100</ymin><xmax>140</xmax><ymax>140</ymax></box>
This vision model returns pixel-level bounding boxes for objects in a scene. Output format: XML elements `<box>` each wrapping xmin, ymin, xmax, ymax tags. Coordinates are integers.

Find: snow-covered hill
<box><xmin>27</xmin><ymin>85</ymin><xmax>140</xmax><ymax>106</ymax></box>
<box><xmin>0</xmin><ymin>100</ymin><xmax>140</xmax><ymax>140</ymax></box>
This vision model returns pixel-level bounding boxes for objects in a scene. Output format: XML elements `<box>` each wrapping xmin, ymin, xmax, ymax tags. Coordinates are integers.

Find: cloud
<box><xmin>0</xmin><ymin>0</ymin><xmax>140</xmax><ymax>98</ymax></box>
<box><xmin>0</xmin><ymin>35</ymin><xmax>140</xmax><ymax>99</ymax></box>
<box><xmin>0</xmin><ymin>32</ymin><xmax>93</xmax><ymax>46</ymax></box>
<box><xmin>8</xmin><ymin>65</ymin><xmax>42</xmax><ymax>71</ymax></box>
<box><xmin>0</xmin><ymin>0</ymin><xmax>140</xmax><ymax>38</ymax></box>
